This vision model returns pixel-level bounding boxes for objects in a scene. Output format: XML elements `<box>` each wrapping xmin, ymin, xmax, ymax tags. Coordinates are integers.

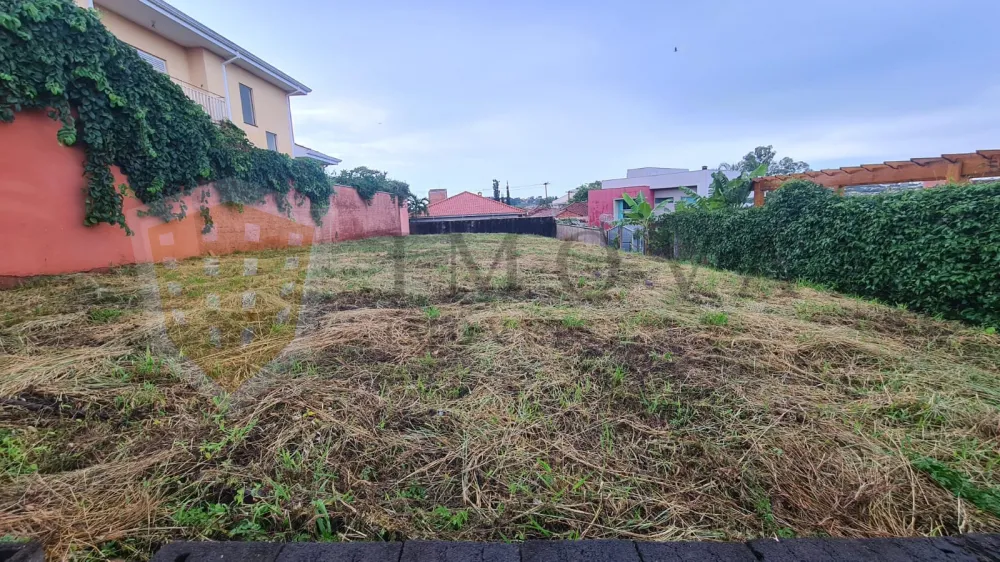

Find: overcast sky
<box><xmin>170</xmin><ymin>0</ymin><xmax>1000</xmax><ymax>199</ymax></box>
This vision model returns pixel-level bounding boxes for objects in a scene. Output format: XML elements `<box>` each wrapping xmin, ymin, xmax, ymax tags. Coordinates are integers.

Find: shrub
<box><xmin>651</xmin><ymin>181</ymin><xmax>1000</xmax><ymax>326</ymax></box>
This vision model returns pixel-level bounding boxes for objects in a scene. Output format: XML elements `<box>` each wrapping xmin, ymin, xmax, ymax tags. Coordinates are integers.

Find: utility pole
<box><xmin>543</xmin><ymin>182</ymin><xmax>549</xmax><ymax>199</ymax></box>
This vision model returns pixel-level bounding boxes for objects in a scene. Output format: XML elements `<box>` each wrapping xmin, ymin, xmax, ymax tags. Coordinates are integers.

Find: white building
<box><xmin>601</xmin><ymin>166</ymin><xmax>739</xmax><ymax>212</ymax></box>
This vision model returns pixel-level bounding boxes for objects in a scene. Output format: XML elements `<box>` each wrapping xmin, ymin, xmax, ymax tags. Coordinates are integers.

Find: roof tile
<box><xmin>427</xmin><ymin>192</ymin><xmax>528</xmax><ymax>218</ymax></box>
<box><xmin>557</xmin><ymin>202</ymin><xmax>588</xmax><ymax>218</ymax></box>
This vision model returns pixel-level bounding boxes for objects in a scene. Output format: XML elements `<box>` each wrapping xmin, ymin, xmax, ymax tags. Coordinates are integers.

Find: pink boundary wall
<box><xmin>0</xmin><ymin>111</ymin><xmax>409</xmax><ymax>278</ymax></box>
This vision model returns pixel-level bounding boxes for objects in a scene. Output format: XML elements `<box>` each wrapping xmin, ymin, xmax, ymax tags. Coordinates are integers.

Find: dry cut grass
<box><xmin>0</xmin><ymin>234</ymin><xmax>998</xmax><ymax>560</ymax></box>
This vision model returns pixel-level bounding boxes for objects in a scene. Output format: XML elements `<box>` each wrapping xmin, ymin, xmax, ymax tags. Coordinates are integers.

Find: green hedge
<box><xmin>649</xmin><ymin>180</ymin><xmax>1000</xmax><ymax>326</ymax></box>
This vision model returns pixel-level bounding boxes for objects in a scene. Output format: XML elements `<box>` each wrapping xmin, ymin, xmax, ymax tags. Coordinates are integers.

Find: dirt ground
<box><xmin>1</xmin><ymin>234</ymin><xmax>998</xmax><ymax>560</ymax></box>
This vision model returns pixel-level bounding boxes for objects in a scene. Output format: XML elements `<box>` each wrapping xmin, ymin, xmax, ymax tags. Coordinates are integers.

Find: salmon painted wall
<box><xmin>587</xmin><ymin>186</ymin><xmax>652</xmax><ymax>228</ymax></box>
<box><xmin>0</xmin><ymin>111</ymin><xmax>407</xmax><ymax>278</ymax></box>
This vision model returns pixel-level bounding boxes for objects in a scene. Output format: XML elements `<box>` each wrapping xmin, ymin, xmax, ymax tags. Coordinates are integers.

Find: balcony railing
<box><xmin>171</xmin><ymin>77</ymin><xmax>228</xmax><ymax>122</ymax></box>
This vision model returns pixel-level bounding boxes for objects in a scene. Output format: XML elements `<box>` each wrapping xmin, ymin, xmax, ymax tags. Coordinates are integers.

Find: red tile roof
<box><xmin>527</xmin><ymin>206</ymin><xmax>558</xmax><ymax>217</ymax></box>
<box><xmin>426</xmin><ymin>191</ymin><xmax>528</xmax><ymax>218</ymax></box>
<box><xmin>557</xmin><ymin>202</ymin><xmax>588</xmax><ymax>218</ymax></box>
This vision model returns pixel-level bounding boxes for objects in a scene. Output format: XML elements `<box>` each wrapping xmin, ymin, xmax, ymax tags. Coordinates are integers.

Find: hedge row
<box><xmin>649</xmin><ymin>180</ymin><xmax>1000</xmax><ymax>326</ymax></box>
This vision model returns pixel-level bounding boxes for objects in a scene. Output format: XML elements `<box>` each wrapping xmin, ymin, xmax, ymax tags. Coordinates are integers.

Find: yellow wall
<box><xmin>226</xmin><ymin>65</ymin><xmax>294</xmax><ymax>155</ymax></box>
<box><xmin>186</xmin><ymin>48</ymin><xmax>226</xmax><ymax>97</ymax></box>
<box><xmin>83</xmin><ymin>3</ymin><xmax>295</xmax><ymax>156</ymax></box>
<box><xmin>96</xmin><ymin>7</ymin><xmax>192</xmax><ymax>84</ymax></box>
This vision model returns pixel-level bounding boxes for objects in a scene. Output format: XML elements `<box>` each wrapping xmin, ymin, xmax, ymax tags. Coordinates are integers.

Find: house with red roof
<box><xmin>526</xmin><ymin>206</ymin><xmax>558</xmax><ymax>218</ymax></box>
<box><xmin>526</xmin><ymin>201</ymin><xmax>587</xmax><ymax>220</ymax></box>
<box><xmin>556</xmin><ymin>202</ymin><xmax>588</xmax><ymax>220</ymax></box>
<box><xmin>415</xmin><ymin>190</ymin><xmax>528</xmax><ymax>221</ymax></box>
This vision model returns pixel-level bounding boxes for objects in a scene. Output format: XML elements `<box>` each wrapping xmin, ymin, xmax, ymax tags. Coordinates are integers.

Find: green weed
<box><xmin>611</xmin><ymin>365</ymin><xmax>626</xmax><ymax>386</ymax></box>
<box><xmin>751</xmin><ymin>487</ymin><xmax>796</xmax><ymax>538</ymax></box>
<box><xmin>430</xmin><ymin>506</ymin><xmax>469</xmax><ymax>530</ymax></box>
<box><xmin>0</xmin><ymin>430</ymin><xmax>43</xmax><ymax>478</ymax></box>
<box><xmin>701</xmin><ymin>311</ymin><xmax>729</xmax><ymax>326</ymax></box>
<box><xmin>171</xmin><ymin>503</ymin><xmax>228</xmax><ymax>535</ymax></box>
<box><xmin>911</xmin><ymin>456</ymin><xmax>1000</xmax><ymax>518</ymax></box>
<box><xmin>89</xmin><ymin>307</ymin><xmax>124</xmax><ymax>323</ymax></box>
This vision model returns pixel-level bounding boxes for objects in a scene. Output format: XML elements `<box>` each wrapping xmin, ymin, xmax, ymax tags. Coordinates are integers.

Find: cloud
<box><xmin>294</xmin><ymin>109</ymin><xmax>542</xmax><ymax>169</ymax></box>
<box><xmin>628</xmin><ymin>95</ymin><xmax>1000</xmax><ymax>172</ymax></box>
<box><xmin>293</xmin><ymin>99</ymin><xmax>390</xmax><ymax>136</ymax></box>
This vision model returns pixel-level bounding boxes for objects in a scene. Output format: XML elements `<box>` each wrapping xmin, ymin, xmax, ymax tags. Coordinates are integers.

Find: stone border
<box><xmin>148</xmin><ymin>534</ymin><xmax>1000</xmax><ymax>562</ymax></box>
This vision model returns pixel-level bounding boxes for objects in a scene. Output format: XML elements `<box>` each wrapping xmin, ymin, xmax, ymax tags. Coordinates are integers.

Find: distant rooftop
<box><xmin>625</xmin><ymin>167</ymin><xmax>692</xmax><ymax>179</ymax></box>
<box><xmin>425</xmin><ymin>191</ymin><xmax>527</xmax><ymax>218</ymax></box>
<box><xmin>293</xmin><ymin>144</ymin><xmax>341</xmax><ymax>166</ymax></box>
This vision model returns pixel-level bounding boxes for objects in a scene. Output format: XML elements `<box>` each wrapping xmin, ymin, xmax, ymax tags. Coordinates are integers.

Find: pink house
<box><xmin>588</xmin><ymin>166</ymin><xmax>741</xmax><ymax>228</ymax></box>
<box><xmin>587</xmin><ymin>186</ymin><xmax>652</xmax><ymax>228</ymax></box>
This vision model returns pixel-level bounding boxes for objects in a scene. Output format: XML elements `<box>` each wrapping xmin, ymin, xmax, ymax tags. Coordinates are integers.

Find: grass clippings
<box><xmin>0</xmin><ymin>234</ymin><xmax>998</xmax><ymax>560</ymax></box>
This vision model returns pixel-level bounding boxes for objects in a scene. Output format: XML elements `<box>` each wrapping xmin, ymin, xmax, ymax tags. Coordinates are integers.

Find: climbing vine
<box><xmin>0</xmin><ymin>0</ymin><xmax>333</xmax><ymax>231</ymax></box>
<box><xmin>330</xmin><ymin>166</ymin><xmax>412</xmax><ymax>206</ymax></box>
<box><xmin>649</xmin><ymin>180</ymin><xmax>1000</xmax><ymax>327</ymax></box>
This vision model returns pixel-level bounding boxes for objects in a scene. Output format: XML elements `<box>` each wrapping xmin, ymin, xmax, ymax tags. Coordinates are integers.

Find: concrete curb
<box><xmin>146</xmin><ymin>535</ymin><xmax>1000</xmax><ymax>562</ymax></box>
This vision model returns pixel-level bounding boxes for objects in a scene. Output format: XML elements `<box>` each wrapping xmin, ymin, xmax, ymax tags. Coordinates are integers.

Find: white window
<box><xmin>134</xmin><ymin>47</ymin><xmax>167</xmax><ymax>74</ymax></box>
<box><xmin>266</xmin><ymin>131</ymin><xmax>278</xmax><ymax>152</ymax></box>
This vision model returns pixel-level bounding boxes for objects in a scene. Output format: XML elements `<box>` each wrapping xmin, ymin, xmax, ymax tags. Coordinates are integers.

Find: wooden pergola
<box><xmin>751</xmin><ymin>150</ymin><xmax>1000</xmax><ymax>206</ymax></box>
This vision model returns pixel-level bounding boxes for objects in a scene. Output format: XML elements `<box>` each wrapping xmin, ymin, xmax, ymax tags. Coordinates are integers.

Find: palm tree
<box><xmin>407</xmin><ymin>194</ymin><xmax>430</xmax><ymax>217</ymax></box>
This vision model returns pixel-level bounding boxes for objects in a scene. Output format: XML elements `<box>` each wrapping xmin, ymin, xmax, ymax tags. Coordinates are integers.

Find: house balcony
<box><xmin>171</xmin><ymin>77</ymin><xmax>227</xmax><ymax>122</ymax></box>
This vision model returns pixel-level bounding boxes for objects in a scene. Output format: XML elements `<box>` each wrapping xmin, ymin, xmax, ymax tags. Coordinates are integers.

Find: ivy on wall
<box><xmin>649</xmin><ymin>181</ymin><xmax>1000</xmax><ymax>327</ymax></box>
<box><xmin>330</xmin><ymin>166</ymin><xmax>412</xmax><ymax>207</ymax></box>
<box><xmin>0</xmin><ymin>0</ymin><xmax>334</xmax><ymax>231</ymax></box>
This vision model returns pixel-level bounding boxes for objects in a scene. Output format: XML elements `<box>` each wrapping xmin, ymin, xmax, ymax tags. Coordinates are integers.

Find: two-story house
<box><xmin>72</xmin><ymin>0</ymin><xmax>340</xmax><ymax>166</ymax></box>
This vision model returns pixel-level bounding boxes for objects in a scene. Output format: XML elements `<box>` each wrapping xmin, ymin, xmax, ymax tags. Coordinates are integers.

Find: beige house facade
<box><xmin>72</xmin><ymin>0</ymin><xmax>340</xmax><ymax>165</ymax></box>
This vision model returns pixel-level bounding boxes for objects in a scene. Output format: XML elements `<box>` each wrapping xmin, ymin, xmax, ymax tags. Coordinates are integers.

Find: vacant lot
<box><xmin>1</xmin><ymin>234</ymin><xmax>998</xmax><ymax>559</ymax></box>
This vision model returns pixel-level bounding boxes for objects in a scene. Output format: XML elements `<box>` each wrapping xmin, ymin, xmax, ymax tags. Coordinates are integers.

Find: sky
<box><xmin>170</xmin><ymin>0</ymin><xmax>1000</xmax><ymax>199</ymax></box>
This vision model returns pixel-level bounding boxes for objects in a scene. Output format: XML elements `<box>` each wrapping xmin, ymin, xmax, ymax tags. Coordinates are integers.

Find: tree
<box><xmin>771</xmin><ymin>156</ymin><xmax>811</xmax><ymax>175</ymax></box>
<box><xmin>407</xmin><ymin>194</ymin><xmax>429</xmax><ymax>217</ymax></box>
<box><xmin>710</xmin><ymin>163</ymin><xmax>768</xmax><ymax>208</ymax></box>
<box><xmin>680</xmin><ymin>163</ymin><xmax>769</xmax><ymax>212</ymax></box>
<box><xmin>509</xmin><ymin>195</ymin><xmax>556</xmax><ymax>209</ymax></box>
<box><xmin>720</xmin><ymin>146</ymin><xmax>810</xmax><ymax>176</ymax></box>
<box><xmin>505</xmin><ymin>182</ymin><xmax>511</xmax><ymax>205</ymax></box>
<box><xmin>330</xmin><ymin>167</ymin><xmax>412</xmax><ymax>204</ymax></box>
<box><xmin>568</xmin><ymin>181</ymin><xmax>602</xmax><ymax>204</ymax></box>
<box><xmin>492</xmin><ymin>179</ymin><xmax>501</xmax><ymax>201</ymax></box>
<box><xmin>615</xmin><ymin>192</ymin><xmax>670</xmax><ymax>254</ymax></box>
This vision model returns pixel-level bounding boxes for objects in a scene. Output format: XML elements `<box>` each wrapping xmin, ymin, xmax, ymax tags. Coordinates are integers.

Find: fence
<box><xmin>751</xmin><ymin>150</ymin><xmax>1000</xmax><ymax>206</ymax></box>
<box><xmin>0</xmin><ymin>111</ymin><xmax>409</xmax><ymax>279</ymax></box>
<box><xmin>606</xmin><ymin>225</ymin><xmax>645</xmax><ymax>253</ymax></box>
<box><xmin>171</xmin><ymin>77</ymin><xmax>227</xmax><ymax>122</ymax></box>
<box><xmin>410</xmin><ymin>216</ymin><xmax>556</xmax><ymax>237</ymax></box>
<box><xmin>556</xmin><ymin>224</ymin><xmax>605</xmax><ymax>246</ymax></box>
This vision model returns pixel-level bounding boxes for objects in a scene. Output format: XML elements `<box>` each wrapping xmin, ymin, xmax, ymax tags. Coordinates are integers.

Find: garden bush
<box><xmin>650</xmin><ymin>180</ymin><xmax>1000</xmax><ymax>326</ymax></box>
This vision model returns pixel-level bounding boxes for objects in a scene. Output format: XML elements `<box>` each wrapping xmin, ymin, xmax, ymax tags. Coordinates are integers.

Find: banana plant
<box><xmin>614</xmin><ymin>192</ymin><xmax>670</xmax><ymax>254</ymax></box>
<box><xmin>679</xmin><ymin>162</ymin><xmax>769</xmax><ymax>211</ymax></box>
